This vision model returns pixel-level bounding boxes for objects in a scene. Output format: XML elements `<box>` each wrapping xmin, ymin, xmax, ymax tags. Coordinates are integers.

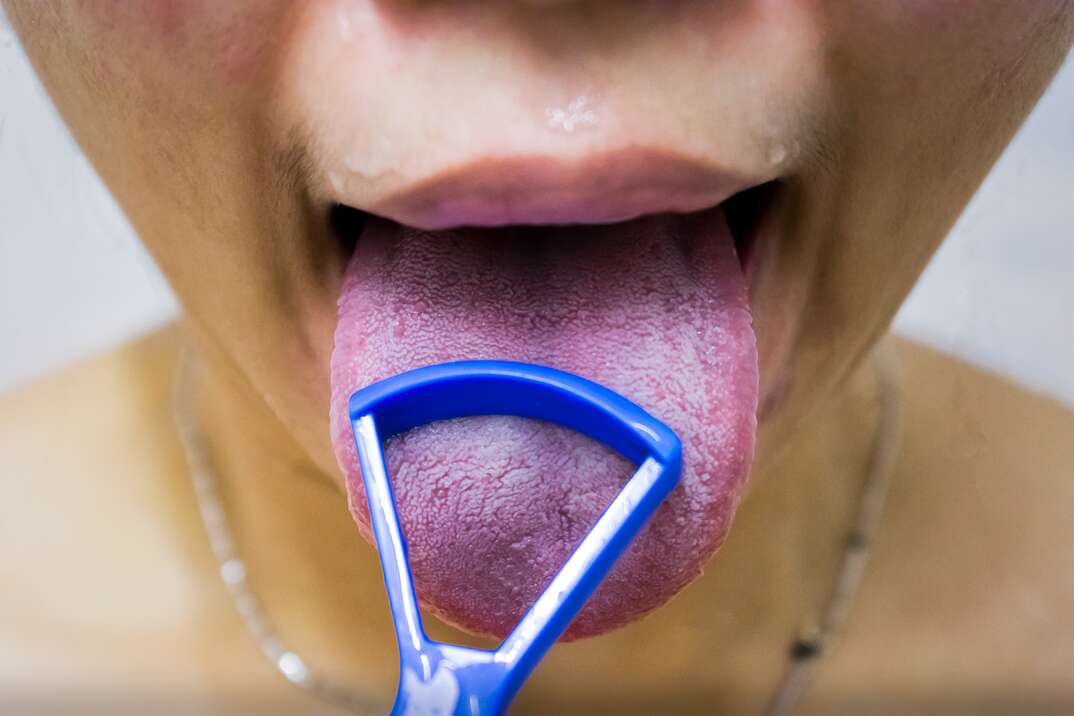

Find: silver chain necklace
<box><xmin>173</xmin><ymin>344</ymin><xmax>901</xmax><ymax>715</ymax></box>
<box><xmin>173</xmin><ymin>358</ymin><xmax>383</xmax><ymax>715</ymax></box>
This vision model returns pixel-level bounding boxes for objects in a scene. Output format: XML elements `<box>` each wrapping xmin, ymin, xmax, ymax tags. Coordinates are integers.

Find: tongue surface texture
<box><xmin>330</xmin><ymin>209</ymin><xmax>758</xmax><ymax>640</ymax></box>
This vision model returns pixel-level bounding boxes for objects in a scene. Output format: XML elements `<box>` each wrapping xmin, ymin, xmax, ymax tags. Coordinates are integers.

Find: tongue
<box><xmin>329</xmin><ymin>208</ymin><xmax>757</xmax><ymax>640</ymax></box>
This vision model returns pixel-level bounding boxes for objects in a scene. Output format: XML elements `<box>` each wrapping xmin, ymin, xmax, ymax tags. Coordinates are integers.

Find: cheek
<box><xmin>882</xmin><ymin>0</ymin><xmax>1067</xmax><ymax>53</ymax></box>
<box><xmin>80</xmin><ymin>0</ymin><xmax>217</xmax><ymax>43</ymax></box>
<box><xmin>77</xmin><ymin>0</ymin><xmax>285</xmax><ymax>88</ymax></box>
<box><xmin>129</xmin><ymin>0</ymin><xmax>202</xmax><ymax>38</ymax></box>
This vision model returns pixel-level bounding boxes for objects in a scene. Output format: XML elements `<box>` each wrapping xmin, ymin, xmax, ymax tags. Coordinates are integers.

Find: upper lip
<box><xmin>348</xmin><ymin>148</ymin><xmax>765</xmax><ymax>230</ymax></box>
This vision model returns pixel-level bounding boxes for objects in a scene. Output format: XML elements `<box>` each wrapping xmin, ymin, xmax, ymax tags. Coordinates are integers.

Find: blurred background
<box><xmin>2</xmin><ymin>22</ymin><xmax>1072</xmax><ymax>405</ymax></box>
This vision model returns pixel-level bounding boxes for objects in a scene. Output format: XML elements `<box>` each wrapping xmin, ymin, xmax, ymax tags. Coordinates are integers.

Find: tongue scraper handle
<box><xmin>349</xmin><ymin>360</ymin><xmax>683</xmax><ymax>716</ymax></box>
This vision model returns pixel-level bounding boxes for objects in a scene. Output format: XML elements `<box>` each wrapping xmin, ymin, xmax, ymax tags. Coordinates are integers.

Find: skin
<box><xmin>1</xmin><ymin>1</ymin><xmax>1073</xmax><ymax>713</ymax></box>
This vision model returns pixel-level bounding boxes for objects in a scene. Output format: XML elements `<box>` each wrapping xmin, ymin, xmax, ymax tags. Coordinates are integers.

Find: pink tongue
<box><xmin>329</xmin><ymin>209</ymin><xmax>757</xmax><ymax>640</ymax></box>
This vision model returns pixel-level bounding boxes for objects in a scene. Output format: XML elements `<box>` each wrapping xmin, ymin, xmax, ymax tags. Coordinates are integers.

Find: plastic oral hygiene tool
<box><xmin>349</xmin><ymin>360</ymin><xmax>683</xmax><ymax>716</ymax></box>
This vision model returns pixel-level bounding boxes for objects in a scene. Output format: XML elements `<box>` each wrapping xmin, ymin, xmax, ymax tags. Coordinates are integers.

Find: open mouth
<box><xmin>329</xmin><ymin>180</ymin><xmax>776</xmax><ymax>284</ymax></box>
<box><xmin>326</xmin><ymin>177</ymin><xmax>776</xmax><ymax>640</ymax></box>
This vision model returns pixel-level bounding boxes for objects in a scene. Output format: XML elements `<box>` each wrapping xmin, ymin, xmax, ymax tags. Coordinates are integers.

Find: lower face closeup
<box><xmin>8</xmin><ymin>1</ymin><xmax>1073</xmax><ymax>639</ymax></box>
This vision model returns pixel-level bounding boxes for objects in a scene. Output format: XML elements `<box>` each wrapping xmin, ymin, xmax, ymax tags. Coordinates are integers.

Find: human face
<box><xmin>7</xmin><ymin>1</ymin><xmax>1072</xmax><ymax>638</ymax></box>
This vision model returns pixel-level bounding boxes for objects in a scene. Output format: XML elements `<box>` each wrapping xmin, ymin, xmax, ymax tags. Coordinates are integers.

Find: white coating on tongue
<box><xmin>330</xmin><ymin>209</ymin><xmax>757</xmax><ymax>639</ymax></box>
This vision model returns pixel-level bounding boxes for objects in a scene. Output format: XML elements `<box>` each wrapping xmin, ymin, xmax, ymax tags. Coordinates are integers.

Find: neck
<box><xmin>189</xmin><ymin>333</ymin><xmax>892</xmax><ymax>712</ymax></box>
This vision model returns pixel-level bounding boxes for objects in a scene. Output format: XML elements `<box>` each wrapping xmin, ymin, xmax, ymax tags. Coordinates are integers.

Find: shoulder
<box><xmin>0</xmin><ymin>328</ymin><xmax>347</xmax><ymax>710</ymax></box>
<box><xmin>898</xmin><ymin>338</ymin><xmax>1074</xmax><ymax>459</ymax></box>
<box><xmin>0</xmin><ymin>326</ymin><xmax>182</xmax><ymax>451</ymax></box>
<box><xmin>0</xmin><ymin>327</ymin><xmax>255</xmax><ymax>699</ymax></box>
<box><xmin>0</xmin><ymin>328</ymin><xmax>191</xmax><ymax>651</ymax></box>
<box><xmin>808</xmin><ymin>339</ymin><xmax>1074</xmax><ymax>712</ymax></box>
<box><xmin>895</xmin><ymin>339</ymin><xmax>1074</xmax><ymax>553</ymax></box>
<box><xmin>0</xmin><ymin>328</ymin><xmax>187</xmax><ymax>541</ymax></box>
<box><xmin>0</xmin><ymin>327</ymin><xmax>186</xmax><ymax>545</ymax></box>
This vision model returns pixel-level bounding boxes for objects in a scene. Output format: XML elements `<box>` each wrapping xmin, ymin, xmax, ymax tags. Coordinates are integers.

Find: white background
<box><xmin>2</xmin><ymin>16</ymin><xmax>1072</xmax><ymax>405</ymax></box>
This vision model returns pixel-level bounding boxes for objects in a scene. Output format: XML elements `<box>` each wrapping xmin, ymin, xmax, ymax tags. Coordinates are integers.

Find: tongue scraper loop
<box><xmin>349</xmin><ymin>360</ymin><xmax>683</xmax><ymax>716</ymax></box>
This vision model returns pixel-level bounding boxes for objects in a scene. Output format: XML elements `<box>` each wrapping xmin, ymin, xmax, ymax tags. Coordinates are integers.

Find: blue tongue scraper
<box><xmin>349</xmin><ymin>360</ymin><xmax>682</xmax><ymax>716</ymax></box>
